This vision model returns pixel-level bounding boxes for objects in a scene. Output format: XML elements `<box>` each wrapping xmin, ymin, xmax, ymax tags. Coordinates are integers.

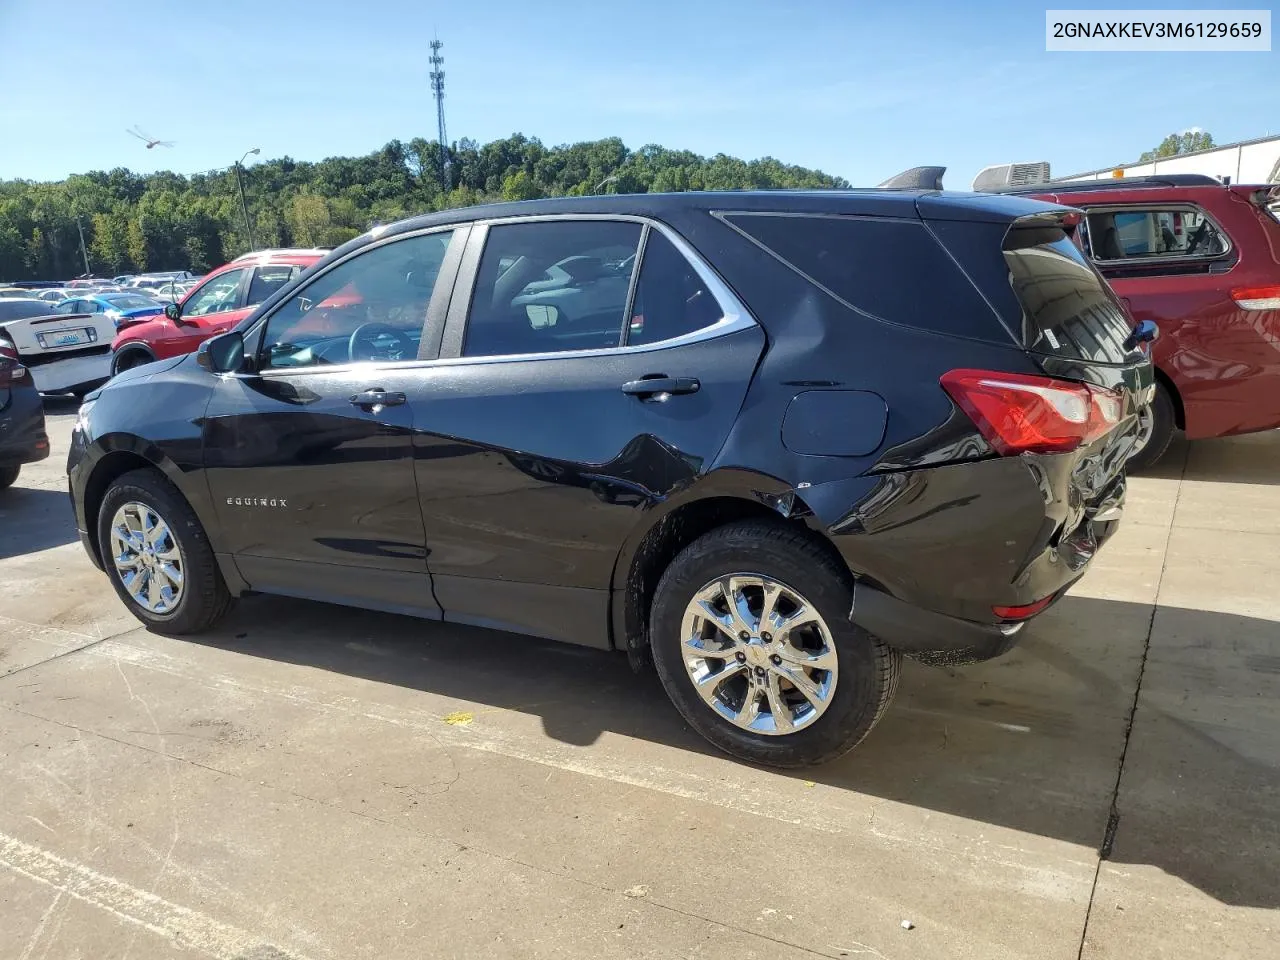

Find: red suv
<box><xmin>1011</xmin><ymin>175</ymin><xmax>1280</xmax><ymax>467</ymax></box>
<box><xmin>111</xmin><ymin>249</ymin><xmax>326</xmax><ymax>374</ymax></box>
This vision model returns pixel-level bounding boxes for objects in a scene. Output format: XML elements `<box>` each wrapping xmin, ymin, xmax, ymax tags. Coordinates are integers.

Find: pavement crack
<box><xmin>1075</xmin><ymin>450</ymin><xmax>1186</xmax><ymax>960</ymax></box>
<box><xmin>0</xmin><ymin>621</ymin><xmax>145</xmax><ymax>685</ymax></box>
<box><xmin>0</xmin><ymin>637</ymin><xmax>113</xmax><ymax>682</ymax></box>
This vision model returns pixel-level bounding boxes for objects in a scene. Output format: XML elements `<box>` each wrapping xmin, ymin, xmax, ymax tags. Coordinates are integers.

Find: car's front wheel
<box><xmin>650</xmin><ymin>520</ymin><xmax>901</xmax><ymax>767</ymax></box>
<box><xmin>97</xmin><ymin>468</ymin><xmax>233</xmax><ymax>633</ymax></box>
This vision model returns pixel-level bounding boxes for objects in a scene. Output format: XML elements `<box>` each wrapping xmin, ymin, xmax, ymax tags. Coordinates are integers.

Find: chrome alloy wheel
<box><xmin>680</xmin><ymin>574</ymin><xmax>838</xmax><ymax>735</ymax></box>
<box><xmin>109</xmin><ymin>502</ymin><xmax>184</xmax><ymax>614</ymax></box>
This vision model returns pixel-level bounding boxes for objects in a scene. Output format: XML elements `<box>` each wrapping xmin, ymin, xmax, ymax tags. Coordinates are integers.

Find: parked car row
<box><xmin>110</xmin><ymin>248</ymin><xmax>324</xmax><ymax>374</ymax></box>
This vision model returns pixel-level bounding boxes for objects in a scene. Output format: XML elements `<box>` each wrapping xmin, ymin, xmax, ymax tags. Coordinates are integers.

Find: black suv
<box><xmin>68</xmin><ymin>191</ymin><xmax>1152</xmax><ymax>766</ymax></box>
<box><xmin>1</xmin><ymin>339</ymin><xmax>49</xmax><ymax>489</ymax></box>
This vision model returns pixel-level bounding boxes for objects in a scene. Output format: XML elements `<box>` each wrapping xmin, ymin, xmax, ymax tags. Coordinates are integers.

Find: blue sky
<box><xmin>1</xmin><ymin>0</ymin><xmax>1275</xmax><ymax>188</ymax></box>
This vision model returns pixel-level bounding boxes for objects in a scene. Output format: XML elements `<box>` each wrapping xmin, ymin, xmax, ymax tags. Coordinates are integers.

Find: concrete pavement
<box><xmin>1</xmin><ymin>402</ymin><xmax>1276</xmax><ymax>959</ymax></box>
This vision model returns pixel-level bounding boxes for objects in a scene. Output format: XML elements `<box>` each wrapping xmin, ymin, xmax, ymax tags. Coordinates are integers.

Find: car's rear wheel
<box><xmin>1127</xmin><ymin>381</ymin><xmax>1176</xmax><ymax>471</ymax></box>
<box><xmin>97</xmin><ymin>468</ymin><xmax>233</xmax><ymax>634</ymax></box>
<box><xmin>650</xmin><ymin>520</ymin><xmax>901</xmax><ymax>767</ymax></box>
<box><xmin>0</xmin><ymin>465</ymin><xmax>20</xmax><ymax>490</ymax></box>
<box><xmin>111</xmin><ymin>348</ymin><xmax>155</xmax><ymax>376</ymax></box>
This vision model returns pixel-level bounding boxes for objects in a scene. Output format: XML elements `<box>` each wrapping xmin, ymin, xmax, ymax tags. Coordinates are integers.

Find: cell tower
<box><xmin>429</xmin><ymin>39</ymin><xmax>450</xmax><ymax>180</ymax></box>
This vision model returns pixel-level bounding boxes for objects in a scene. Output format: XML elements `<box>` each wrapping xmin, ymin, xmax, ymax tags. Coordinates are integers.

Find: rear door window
<box><xmin>463</xmin><ymin>220</ymin><xmax>642</xmax><ymax>358</ymax></box>
<box><xmin>1084</xmin><ymin>207</ymin><xmax>1229</xmax><ymax>261</ymax></box>
<box><xmin>626</xmin><ymin>231</ymin><xmax>723</xmax><ymax>345</ymax></box>
<box><xmin>247</xmin><ymin>264</ymin><xmax>298</xmax><ymax>306</ymax></box>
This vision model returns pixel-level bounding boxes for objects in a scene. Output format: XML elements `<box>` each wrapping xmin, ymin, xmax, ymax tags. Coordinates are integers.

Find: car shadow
<box><xmin>0</xmin><ymin>485</ymin><xmax>79</xmax><ymax>559</ymax></box>
<box><xmin>40</xmin><ymin>394</ymin><xmax>83</xmax><ymax>415</ymax></box>
<box><xmin>182</xmin><ymin>590</ymin><xmax>1279</xmax><ymax>911</ymax></box>
<box><xmin>1180</xmin><ymin>430</ymin><xmax>1280</xmax><ymax>486</ymax></box>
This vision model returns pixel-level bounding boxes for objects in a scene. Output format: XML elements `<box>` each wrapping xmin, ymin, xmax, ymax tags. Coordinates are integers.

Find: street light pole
<box><xmin>75</xmin><ymin>217</ymin><xmax>91</xmax><ymax>277</ymax></box>
<box><xmin>234</xmin><ymin>148</ymin><xmax>261</xmax><ymax>250</ymax></box>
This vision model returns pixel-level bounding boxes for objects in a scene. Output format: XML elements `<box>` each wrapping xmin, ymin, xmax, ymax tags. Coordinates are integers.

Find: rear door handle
<box><xmin>349</xmin><ymin>388</ymin><xmax>407</xmax><ymax>410</ymax></box>
<box><xmin>621</xmin><ymin>376</ymin><xmax>700</xmax><ymax>399</ymax></box>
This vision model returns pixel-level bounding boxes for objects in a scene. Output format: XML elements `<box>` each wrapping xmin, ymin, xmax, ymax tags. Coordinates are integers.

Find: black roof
<box><xmin>997</xmin><ymin>174</ymin><xmax>1223</xmax><ymax>196</ymax></box>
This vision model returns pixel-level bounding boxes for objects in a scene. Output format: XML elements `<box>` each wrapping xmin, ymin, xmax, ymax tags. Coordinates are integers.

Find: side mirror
<box><xmin>164</xmin><ymin>302</ymin><xmax>182</xmax><ymax>323</ymax></box>
<box><xmin>1123</xmin><ymin>319</ymin><xmax>1159</xmax><ymax>352</ymax></box>
<box><xmin>525</xmin><ymin>304</ymin><xmax>559</xmax><ymax>329</ymax></box>
<box><xmin>197</xmin><ymin>331</ymin><xmax>244</xmax><ymax>374</ymax></box>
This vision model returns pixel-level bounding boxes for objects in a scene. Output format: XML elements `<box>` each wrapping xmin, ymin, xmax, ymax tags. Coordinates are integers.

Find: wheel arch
<box><xmin>111</xmin><ymin>343</ymin><xmax>157</xmax><ymax>374</ymax></box>
<box><xmin>608</xmin><ymin>468</ymin><xmax>845</xmax><ymax>665</ymax></box>
<box><xmin>82</xmin><ymin>438</ymin><xmax>205</xmax><ymax>568</ymax></box>
<box><xmin>1153</xmin><ymin>365</ymin><xmax>1184</xmax><ymax>430</ymax></box>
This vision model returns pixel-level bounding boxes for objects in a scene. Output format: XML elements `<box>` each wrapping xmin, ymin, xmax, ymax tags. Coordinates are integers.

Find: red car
<box><xmin>111</xmin><ymin>249</ymin><xmax>326</xmax><ymax>374</ymax></box>
<box><xmin>1012</xmin><ymin>175</ymin><xmax>1280</xmax><ymax>467</ymax></box>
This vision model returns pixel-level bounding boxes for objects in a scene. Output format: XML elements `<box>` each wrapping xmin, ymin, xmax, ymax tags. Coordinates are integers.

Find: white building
<box><xmin>1056</xmin><ymin>134</ymin><xmax>1280</xmax><ymax>185</ymax></box>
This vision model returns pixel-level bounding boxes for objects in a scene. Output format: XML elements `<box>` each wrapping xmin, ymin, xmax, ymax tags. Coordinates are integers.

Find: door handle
<box><xmin>349</xmin><ymin>388</ymin><xmax>407</xmax><ymax>410</ymax></box>
<box><xmin>621</xmin><ymin>376</ymin><xmax>700</xmax><ymax>399</ymax></box>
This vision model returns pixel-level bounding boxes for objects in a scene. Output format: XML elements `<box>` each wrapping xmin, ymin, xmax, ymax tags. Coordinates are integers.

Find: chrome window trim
<box><xmin>239</xmin><ymin>213</ymin><xmax>758</xmax><ymax>379</ymax></box>
<box><xmin>444</xmin><ymin>214</ymin><xmax>758</xmax><ymax>365</ymax></box>
<box><xmin>1080</xmin><ymin>202</ymin><xmax>1233</xmax><ymax>265</ymax></box>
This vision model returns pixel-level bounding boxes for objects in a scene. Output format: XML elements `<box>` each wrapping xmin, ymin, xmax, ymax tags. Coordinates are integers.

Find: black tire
<box><xmin>111</xmin><ymin>348</ymin><xmax>154</xmax><ymax>376</ymax></box>
<box><xmin>97</xmin><ymin>467</ymin><xmax>233</xmax><ymax>634</ymax></box>
<box><xmin>0</xmin><ymin>465</ymin><xmax>19</xmax><ymax>490</ymax></box>
<box><xmin>650</xmin><ymin>520</ymin><xmax>901</xmax><ymax>767</ymax></box>
<box><xmin>1127</xmin><ymin>381</ymin><xmax>1176</xmax><ymax>471</ymax></box>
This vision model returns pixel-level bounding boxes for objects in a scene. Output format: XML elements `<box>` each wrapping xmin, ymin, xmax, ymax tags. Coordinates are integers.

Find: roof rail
<box><xmin>997</xmin><ymin>174</ymin><xmax>1223</xmax><ymax>195</ymax></box>
<box><xmin>230</xmin><ymin>247</ymin><xmax>331</xmax><ymax>262</ymax></box>
<box><xmin>877</xmin><ymin>166</ymin><xmax>946</xmax><ymax>190</ymax></box>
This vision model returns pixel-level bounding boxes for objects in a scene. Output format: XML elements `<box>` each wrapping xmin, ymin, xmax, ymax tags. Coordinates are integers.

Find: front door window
<box><xmin>184</xmin><ymin>268</ymin><xmax>248</xmax><ymax>318</ymax></box>
<box><xmin>258</xmin><ymin>232</ymin><xmax>453</xmax><ymax>369</ymax></box>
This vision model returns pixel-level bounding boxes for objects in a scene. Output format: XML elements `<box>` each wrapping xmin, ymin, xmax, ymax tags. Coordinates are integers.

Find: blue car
<box><xmin>54</xmin><ymin>293</ymin><xmax>164</xmax><ymax>331</ymax></box>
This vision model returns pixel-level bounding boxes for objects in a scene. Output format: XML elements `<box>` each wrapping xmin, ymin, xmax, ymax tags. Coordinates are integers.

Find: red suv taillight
<box><xmin>0</xmin><ymin>341</ymin><xmax>25</xmax><ymax>384</ymax></box>
<box><xmin>940</xmin><ymin>368</ymin><xmax>1123</xmax><ymax>456</ymax></box>
<box><xmin>1231</xmin><ymin>285</ymin><xmax>1280</xmax><ymax>311</ymax></box>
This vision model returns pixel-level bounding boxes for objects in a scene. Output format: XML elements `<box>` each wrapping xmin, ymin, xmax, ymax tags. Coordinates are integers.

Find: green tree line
<box><xmin>0</xmin><ymin>134</ymin><xmax>847</xmax><ymax>281</ymax></box>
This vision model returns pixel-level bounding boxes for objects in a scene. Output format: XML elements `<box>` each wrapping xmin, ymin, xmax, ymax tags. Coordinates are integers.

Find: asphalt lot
<box><xmin>1</xmin><ymin>400</ymin><xmax>1277</xmax><ymax>960</ymax></box>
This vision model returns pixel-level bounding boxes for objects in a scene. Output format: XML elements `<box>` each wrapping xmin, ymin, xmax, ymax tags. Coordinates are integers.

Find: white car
<box><xmin>0</xmin><ymin>299</ymin><xmax>114</xmax><ymax>394</ymax></box>
<box><xmin>150</xmin><ymin>280</ymin><xmax>196</xmax><ymax>301</ymax></box>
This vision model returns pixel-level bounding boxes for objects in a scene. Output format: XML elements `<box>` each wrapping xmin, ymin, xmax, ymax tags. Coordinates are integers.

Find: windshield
<box><xmin>105</xmin><ymin>295</ymin><xmax>159</xmax><ymax>309</ymax></box>
<box><xmin>0</xmin><ymin>300</ymin><xmax>52</xmax><ymax>321</ymax></box>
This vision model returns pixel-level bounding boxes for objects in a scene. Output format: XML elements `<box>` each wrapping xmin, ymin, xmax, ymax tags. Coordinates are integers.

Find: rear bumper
<box><xmin>27</xmin><ymin>350</ymin><xmax>111</xmax><ymax>394</ymax></box>
<box><xmin>849</xmin><ymin>581</ymin><xmax>1029</xmax><ymax>662</ymax></box>
<box><xmin>0</xmin><ymin>386</ymin><xmax>50</xmax><ymax>466</ymax></box>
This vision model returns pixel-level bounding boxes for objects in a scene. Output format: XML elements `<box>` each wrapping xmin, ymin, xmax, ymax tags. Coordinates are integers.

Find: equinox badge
<box><xmin>226</xmin><ymin>497</ymin><xmax>288</xmax><ymax>507</ymax></box>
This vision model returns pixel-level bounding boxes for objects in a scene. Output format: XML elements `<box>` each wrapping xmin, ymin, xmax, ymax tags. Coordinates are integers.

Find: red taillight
<box><xmin>993</xmin><ymin>595</ymin><xmax>1056</xmax><ymax>621</ymax></box>
<box><xmin>940</xmin><ymin>368</ymin><xmax>1123</xmax><ymax>456</ymax></box>
<box><xmin>1231</xmin><ymin>285</ymin><xmax>1280</xmax><ymax>311</ymax></box>
<box><xmin>0</xmin><ymin>342</ymin><xmax>25</xmax><ymax>383</ymax></box>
